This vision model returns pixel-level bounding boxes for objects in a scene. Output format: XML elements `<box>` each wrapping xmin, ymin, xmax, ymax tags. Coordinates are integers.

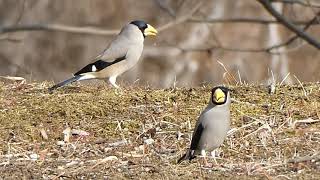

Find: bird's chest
<box><xmin>199</xmin><ymin>115</ymin><xmax>230</xmax><ymax>150</ymax></box>
<box><xmin>200</xmin><ymin>127</ymin><xmax>226</xmax><ymax>149</ymax></box>
<box><xmin>126</xmin><ymin>43</ymin><xmax>144</xmax><ymax>66</ymax></box>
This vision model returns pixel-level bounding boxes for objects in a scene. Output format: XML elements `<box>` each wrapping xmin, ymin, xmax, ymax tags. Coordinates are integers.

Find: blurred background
<box><xmin>0</xmin><ymin>0</ymin><xmax>319</xmax><ymax>88</ymax></box>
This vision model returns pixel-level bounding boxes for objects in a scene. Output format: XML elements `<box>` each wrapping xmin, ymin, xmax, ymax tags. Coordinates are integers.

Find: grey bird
<box><xmin>48</xmin><ymin>20</ymin><xmax>158</xmax><ymax>92</ymax></box>
<box><xmin>177</xmin><ymin>86</ymin><xmax>231</xmax><ymax>165</ymax></box>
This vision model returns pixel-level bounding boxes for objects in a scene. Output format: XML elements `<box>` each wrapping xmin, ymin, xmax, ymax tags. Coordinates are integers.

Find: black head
<box><xmin>211</xmin><ymin>86</ymin><xmax>230</xmax><ymax>105</ymax></box>
<box><xmin>130</xmin><ymin>20</ymin><xmax>148</xmax><ymax>36</ymax></box>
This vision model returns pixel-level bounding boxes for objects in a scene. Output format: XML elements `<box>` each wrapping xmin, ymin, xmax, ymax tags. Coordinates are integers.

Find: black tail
<box><xmin>48</xmin><ymin>76</ymin><xmax>81</xmax><ymax>93</ymax></box>
<box><xmin>177</xmin><ymin>150</ymin><xmax>196</xmax><ymax>164</ymax></box>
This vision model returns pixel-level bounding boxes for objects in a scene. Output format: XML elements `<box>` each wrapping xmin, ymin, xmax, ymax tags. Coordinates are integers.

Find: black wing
<box><xmin>74</xmin><ymin>55</ymin><xmax>126</xmax><ymax>76</ymax></box>
<box><xmin>190</xmin><ymin>123</ymin><xmax>204</xmax><ymax>151</ymax></box>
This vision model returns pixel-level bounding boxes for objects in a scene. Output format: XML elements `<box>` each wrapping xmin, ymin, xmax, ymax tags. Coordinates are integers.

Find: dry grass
<box><xmin>0</xmin><ymin>81</ymin><xmax>320</xmax><ymax>179</ymax></box>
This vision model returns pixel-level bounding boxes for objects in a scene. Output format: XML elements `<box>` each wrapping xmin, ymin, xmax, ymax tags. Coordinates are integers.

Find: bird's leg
<box><xmin>109</xmin><ymin>76</ymin><xmax>120</xmax><ymax>89</ymax></box>
<box><xmin>200</xmin><ymin>150</ymin><xmax>211</xmax><ymax>167</ymax></box>
<box><xmin>210</xmin><ymin>150</ymin><xmax>218</xmax><ymax>166</ymax></box>
<box><xmin>109</xmin><ymin>76</ymin><xmax>123</xmax><ymax>95</ymax></box>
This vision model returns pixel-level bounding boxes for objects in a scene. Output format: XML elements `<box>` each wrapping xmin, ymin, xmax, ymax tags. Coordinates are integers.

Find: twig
<box><xmin>90</xmin><ymin>156</ymin><xmax>118</xmax><ymax>169</ymax></box>
<box><xmin>217</xmin><ymin>60</ymin><xmax>238</xmax><ymax>84</ymax></box>
<box><xmin>287</xmin><ymin>152</ymin><xmax>320</xmax><ymax>163</ymax></box>
<box><xmin>274</xmin><ymin>116</ymin><xmax>292</xmax><ymax>134</ymax></box>
<box><xmin>52</xmin><ymin>172</ymin><xmax>66</xmax><ymax>180</ymax></box>
<box><xmin>291</xmin><ymin>118</ymin><xmax>320</xmax><ymax>129</ymax></box>
<box><xmin>228</xmin><ymin>109</ymin><xmax>264</xmax><ymax>136</ymax></box>
<box><xmin>242</xmin><ymin>122</ymin><xmax>272</xmax><ymax>139</ymax></box>
<box><xmin>231</xmin><ymin>98</ymin><xmax>257</xmax><ymax>107</ymax></box>
<box><xmin>0</xmin><ymin>76</ymin><xmax>26</xmax><ymax>82</ymax></box>
<box><xmin>39</xmin><ymin>128</ymin><xmax>48</xmax><ymax>140</ymax></box>
<box><xmin>293</xmin><ymin>75</ymin><xmax>308</xmax><ymax>97</ymax></box>
<box><xmin>268</xmin><ymin>69</ymin><xmax>276</xmax><ymax>94</ymax></box>
<box><xmin>279</xmin><ymin>72</ymin><xmax>290</xmax><ymax>86</ymax></box>
<box><xmin>157</xmin><ymin>2</ymin><xmax>202</xmax><ymax>32</ymax></box>
<box><xmin>117</xmin><ymin>152</ymin><xmax>144</xmax><ymax>158</ymax></box>
<box><xmin>108</xmin><ymin>140</ymin><xmax>128</xmax><ymax>147</ymax></box>
<box><xmin>237</xmin><ymin>70</ymin><xmax>243</xmax><ymax>85</ymax></box>
<box><xmin>161</xmin><ymin>120</ymin><xmax>180</xmax><ymax>127</ymax></box>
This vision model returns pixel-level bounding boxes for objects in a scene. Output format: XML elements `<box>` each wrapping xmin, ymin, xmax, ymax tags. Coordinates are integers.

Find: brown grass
<box><xmin>0</xmin><ymin>81</ymin><xmax>319</xmax><ymax>179</ymax></box>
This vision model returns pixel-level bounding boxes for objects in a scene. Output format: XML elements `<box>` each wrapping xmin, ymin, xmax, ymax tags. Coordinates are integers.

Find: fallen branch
<box><xmin>287</xmin><ymin>152</ymin><xmax>320</xmax><ymax>163</ymax></box>
<box><xmin>291</xmin><ymin>118</ymin><xmax>320</xmax><ymax>129</ymax></box>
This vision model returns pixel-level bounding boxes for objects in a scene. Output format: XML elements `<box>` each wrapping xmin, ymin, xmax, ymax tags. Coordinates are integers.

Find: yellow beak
<box><xmin>144</xmin><ymin>24</ymin><xmax>158</xmax><ymax>36</ymax></box>
<box><xmin>214</xmin><ymin>88</ymin><xmax>225</xmax><ymax>103</ymax></box>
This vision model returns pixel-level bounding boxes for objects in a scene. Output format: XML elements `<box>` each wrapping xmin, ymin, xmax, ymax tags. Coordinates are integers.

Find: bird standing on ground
<box><xmin>48</xmin><ymin>20</ymin><xmax>158</xmax><ymax>92</ymax></box>
<box><xmin>177</xmin><ymin>86</ymin><xmax>231</xmax><ymax>166</ymax></box>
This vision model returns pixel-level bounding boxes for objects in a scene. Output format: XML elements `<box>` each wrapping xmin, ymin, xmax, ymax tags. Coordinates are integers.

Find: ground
<box><xmin>0</xmin><ymin>81</ymin><xmax>319</xmax><ymax>179</ymax></box>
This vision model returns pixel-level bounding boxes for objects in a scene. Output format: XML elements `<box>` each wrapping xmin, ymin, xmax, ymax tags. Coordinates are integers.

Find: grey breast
<box><xmin>197</xmin><ymin>106</ymin><xmax>230</xmax><ymax>152</ymax></box>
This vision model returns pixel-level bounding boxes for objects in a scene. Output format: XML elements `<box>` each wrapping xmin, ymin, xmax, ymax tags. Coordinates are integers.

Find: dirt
<box><xmin>0</xmin><ymin>81</ymin><xmax>319</xmax><ymax>179</ymax></box>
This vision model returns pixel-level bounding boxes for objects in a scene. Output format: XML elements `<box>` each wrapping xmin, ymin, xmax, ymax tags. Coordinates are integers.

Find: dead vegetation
<box><xmin>0</xmin><ymin>80</ymin><xmax>319</xmax><ymax>179</ymax></box>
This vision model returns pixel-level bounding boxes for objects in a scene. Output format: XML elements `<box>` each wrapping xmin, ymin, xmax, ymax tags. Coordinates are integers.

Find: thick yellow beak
<box><xmin>144</xmin><ymin>24</ymin><xmax>158</xmax><ymax>36</ymax></box>
<box><xmin>213</xmin><ymin>88</ymin><xmax>225</xmax><ymax>103</ymax></box>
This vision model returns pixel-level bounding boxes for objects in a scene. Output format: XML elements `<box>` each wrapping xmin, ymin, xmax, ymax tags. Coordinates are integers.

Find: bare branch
<box><xmin>0</xmin><ymin>35</ymin><xmax>23</xmax><ymax>42</ymax></box>
<box><xmin>2</xmin><ymin>16</ymin><xmax>317</xmax><ymax>43</ymax></box>
<box><xmin>266</xmin><ymin>10</ymin><xmax>320</xmax><ymax>52</ymax></box>
<box><xmin>189</xmin><ymin>17</ymin><xmax>320</xmax><ymax>25</ymax></box>
<box><xmin>154</xmin><ymin>0</ymin><xmax>176</xmax><ymax>17</ymax></box>
<box><xmin>155</xmin><ymin>8</ymin><xmax>320</xmax><ymax>54</ymax></box>
<box><xmin>0</xmin><ymin>24</ymin><xmax>119</xmax><ymax>36</ymax></box>
<box><xmin>305</xmin><ymin>0</ymin><xmax>320</xmax><ymax>24</ymax></box>
<box><xmin>0</xmin><ymin>2</ymin><xmax>201</xmax><ymax>37</ymax></box>
<box><xmin>258</xmin><ymin>0</ymin><xmax>320</xmax><ymax>49</ymax></box>
<box><xmin>271</xmin><ymin>0</ymin><xmax>320</xmax><ymax>8</ymax></box>
<box><xmin>0</xmin><ymin>0</ymin><xmax>26</xmax><ymax>42</ymax></box>
<box><xmin>156</xmin><ymin>1</ymin><xmax>203</xmax><ymax>32</ymax></box>
<box><xmin>1</xmin><ymin>0</ymin><xmax>318</xmax><ymax>53</ymax></box>
<box><xmin>155</xmin><ymin>44</ymin><xmax>282</xmax><ymax>54</ymax></box>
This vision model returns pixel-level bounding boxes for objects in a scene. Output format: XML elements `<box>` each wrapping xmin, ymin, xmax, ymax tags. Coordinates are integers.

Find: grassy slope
<box><xmin>0</xmin><ymin>81</ymin><xmax>319</xmax><ymax>179</ymax></box>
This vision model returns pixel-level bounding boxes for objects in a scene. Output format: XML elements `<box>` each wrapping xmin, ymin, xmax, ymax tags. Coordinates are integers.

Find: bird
<box><xmin>48</xmin><ymin>20</ymin><xmax>158</xmax><ymax>92</ymax></box>
<box><xmin>177</xmin><ymin>86</ymin><xmax>231</xmax><ymax>166</ymax></box>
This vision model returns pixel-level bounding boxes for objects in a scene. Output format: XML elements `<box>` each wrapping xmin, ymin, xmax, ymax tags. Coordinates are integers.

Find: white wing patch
<box><xmin>91</xmin><ymin>65</ymin><xmax>97</xmax><ymax>72</ymax></box>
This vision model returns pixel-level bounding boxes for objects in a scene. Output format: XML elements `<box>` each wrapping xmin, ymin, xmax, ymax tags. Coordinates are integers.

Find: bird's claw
<box><xmin>114</xmin><ymin>87</ymin><xmax>124</xmax><ymax>95</ymax></box>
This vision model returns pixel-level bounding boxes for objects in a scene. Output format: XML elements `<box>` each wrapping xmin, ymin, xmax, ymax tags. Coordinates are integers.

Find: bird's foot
<box><xmin>202</xmin><ymin>162</ymin><xmax>213</xmax><ymax>168</ymax></box>
<box><xmin>199</xmin><ymin>156</ymin><xmax>212</xmax><ymax>168</ymax></box>
<box><xmin>114</xmin><ymin>87</ymin><xmax>124</xmax><ymax>95</ymax></box>
<box><xmin>200</xmin><ymin>156</ymin><xmax>220</xmax><ymax>168</ymax></box>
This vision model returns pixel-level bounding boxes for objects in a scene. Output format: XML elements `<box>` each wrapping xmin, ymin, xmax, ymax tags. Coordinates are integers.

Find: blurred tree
<box><xmin>0</xmin><ymin>0</ymin><xmax>319</xmax><ymax>87</ymax></box>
